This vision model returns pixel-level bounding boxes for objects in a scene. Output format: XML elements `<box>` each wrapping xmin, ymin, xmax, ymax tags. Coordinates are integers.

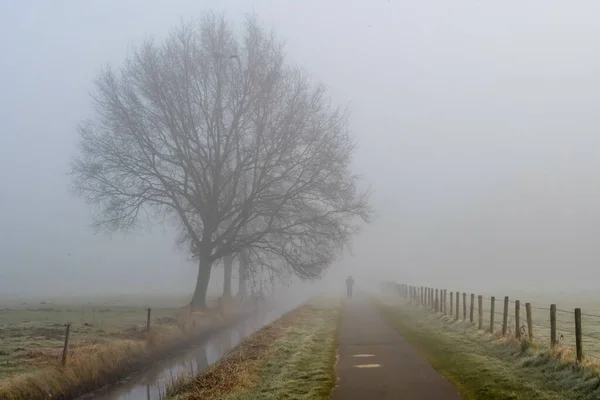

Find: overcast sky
<box><xmin>2</xmin><ymin>0</ymin><xmax>600</xmax><ymax>298</ymax></box>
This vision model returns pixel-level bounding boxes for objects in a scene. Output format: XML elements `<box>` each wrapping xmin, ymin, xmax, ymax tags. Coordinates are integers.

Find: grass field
<box><xmin>0</xmin><ymin>293</ymin><xmax>247</xmax><ymax>400</ymax></box>
<box><xmin>166</xmin><ymin>297</ymin><xmax>340</xmax><ymax>400</ymax></box>
<box><xmin>0</xmin><ymin>294</ymin><xmax>214</xmax><ymax>379</ymax></box>
<box><xmin>376</xmin><ymin>296</ymin><xmax>600</xmax><ymax>400</ymax></box>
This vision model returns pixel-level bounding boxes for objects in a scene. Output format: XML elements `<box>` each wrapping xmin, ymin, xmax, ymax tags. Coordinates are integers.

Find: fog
<box><xmin>2</xmin><ymin>0</ymin><xmax>600</xmax><ymax>299</ymax></box>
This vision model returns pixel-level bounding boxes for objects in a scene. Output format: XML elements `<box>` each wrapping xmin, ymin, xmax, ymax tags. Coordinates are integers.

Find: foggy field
<box><xmin>0</xmin><ymin>295</ymin><xmax>216</xmax><ymax>379</ymax></box>
<box><xmin>7</xmin><ymin>0</ymin><xmax>600</xmax><ymax>398</ymax></box>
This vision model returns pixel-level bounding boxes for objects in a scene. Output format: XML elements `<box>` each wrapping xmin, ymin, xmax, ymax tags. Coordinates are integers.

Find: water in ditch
<box><xmin>77</xmin><ymin>290</ymin><xmax>309</xmax><ymax>400</ymax></box>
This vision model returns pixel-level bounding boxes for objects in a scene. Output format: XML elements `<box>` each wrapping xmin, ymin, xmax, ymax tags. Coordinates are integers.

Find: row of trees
<box><xmin>70</xmin><ymin>13</ymin><xmax>371</xmax><ymax>309</ymax></box>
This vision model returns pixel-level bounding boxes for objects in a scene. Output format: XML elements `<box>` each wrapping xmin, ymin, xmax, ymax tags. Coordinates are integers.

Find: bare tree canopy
<box><xmin>71</xmin><ymin>13</ymin><xmax>371</xmax><ymax>309</ymax></box>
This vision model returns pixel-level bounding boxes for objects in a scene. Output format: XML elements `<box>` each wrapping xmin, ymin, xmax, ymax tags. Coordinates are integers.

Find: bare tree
<box><xmin>70</xmin><ymin>13</ymin><xmax>371</xmax><ymax>309</ymax></box>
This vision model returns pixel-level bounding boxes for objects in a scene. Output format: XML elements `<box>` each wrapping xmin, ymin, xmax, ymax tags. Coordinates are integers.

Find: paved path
<box><xmin>331</xmin><ymin>296</ymin><xmax>463</xmax><ymax>400</ymax></box>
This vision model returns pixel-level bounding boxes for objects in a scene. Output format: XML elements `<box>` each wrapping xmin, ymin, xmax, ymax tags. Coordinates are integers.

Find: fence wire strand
<box><xmin>396</xmin><ymin>284</ymin><xmax>600</xmax><ymax>362</ymax></box>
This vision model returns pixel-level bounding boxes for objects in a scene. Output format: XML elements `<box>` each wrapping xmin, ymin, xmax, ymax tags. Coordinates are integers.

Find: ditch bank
<box><xmin>165</xmin><ymin>298</ymin><xmax>340</xmax><ymax>400</ymax></box>
<box><xmin>77</xmin><ymin>290</ymin><xmax>312</xmax><ymax>400</ymax></box>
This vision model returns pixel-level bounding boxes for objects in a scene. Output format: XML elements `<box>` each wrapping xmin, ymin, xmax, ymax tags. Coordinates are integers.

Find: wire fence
<box><xmin>0</xmin><ymin>297</ymin><xmax>225</xmax><ymax>370</ymax></box>
<box><xmin>383</xmin><ymin>282</ymin><xmax>600</xmax><ymax>363</ymax></box>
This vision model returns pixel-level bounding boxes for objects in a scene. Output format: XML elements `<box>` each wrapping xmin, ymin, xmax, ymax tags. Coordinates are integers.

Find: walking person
<box><xmin>346</xmin><ymin>276</ymin><xmax>355</xmax><ymax>299</ymax></box>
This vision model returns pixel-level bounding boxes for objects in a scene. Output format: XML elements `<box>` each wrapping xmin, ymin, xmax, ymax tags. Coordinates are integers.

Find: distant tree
<box><xmin>70</xmin><ymin>12</ymin><xmax>371</xmax><ymax>309</ymax></box>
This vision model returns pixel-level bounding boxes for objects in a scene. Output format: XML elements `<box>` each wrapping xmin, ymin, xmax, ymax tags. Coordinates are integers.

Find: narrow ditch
<box><xmin>76</xmin><ymin>291</ymin><xmax>311</xmax><ymax>400</ymax></box>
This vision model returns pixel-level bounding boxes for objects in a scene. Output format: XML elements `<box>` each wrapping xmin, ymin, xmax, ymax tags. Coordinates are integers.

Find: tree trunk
<box><xmin>223</xmin><ymin>255</ymin><xmax>233</xmax><ymax>298</ymax></box>
<box><xmin>237</xmin><ymin>251</ymin><xmax>248</xmax><ymax>299</ymax></box>
<box><xmin>191</xmin><ymin>257</ymin><xmax>212</xmax><ymax>310</ymax></box>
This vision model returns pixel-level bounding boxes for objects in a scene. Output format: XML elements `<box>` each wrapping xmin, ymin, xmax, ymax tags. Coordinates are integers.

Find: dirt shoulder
<box><xmin>167</xmin><ymin>298</ymin><xmax>340</xmax><ymax>400</ymax></box>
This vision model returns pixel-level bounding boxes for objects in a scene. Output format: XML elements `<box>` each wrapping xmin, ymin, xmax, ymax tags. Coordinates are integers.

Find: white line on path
<box><xmin>353</xmin><ymin>364</ymin><xmax>382</xmax><ymax>368</ymax></box>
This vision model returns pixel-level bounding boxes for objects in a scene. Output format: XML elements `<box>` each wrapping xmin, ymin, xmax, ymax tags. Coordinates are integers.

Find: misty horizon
<box><xmin>3</xmin><ymin>0</ymin><xmax>600</xmax><ymax>299</ymax></box>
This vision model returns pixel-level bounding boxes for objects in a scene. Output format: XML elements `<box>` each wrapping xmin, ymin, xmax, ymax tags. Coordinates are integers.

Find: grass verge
<box><xmin>374</xmin><ymin>298</ymin><xmax>600</xmax><ymax>400</ymax></box>
<box><xmin>0</xmin><ymin>301</ymin><xmax>251</xmax><ymax>400</ymax></box>
<box><xmin>167</xmin><ymin>298</ymin><xmax>340</xmax><ymax>400</ymax></box>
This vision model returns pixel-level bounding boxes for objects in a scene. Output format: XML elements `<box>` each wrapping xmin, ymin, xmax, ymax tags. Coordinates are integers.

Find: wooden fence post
<box><xmin>450</xmin><ymin>292</ymin><xmax>454</xmax><ymax>316</ymax></box>
<box><xmin>430</xmin><ymin>288</ymin><xmax>434</xmax><ymax>309</ymax></box>
<box><xmin>575</xmin><ymin>308</ymin><xmax>582</xmax><ymax>362</ymax></box>
<box><xmin>463</xmin><ymin>292</ymin><xmax>467</xmax><ymax>320</ymax></box>
<box><xmin>525</xmin><ymin>303</ymin><xmax>533</xmax><ymax>340</ymax></box>
<box><xmin>147</xmin><ymin>308</ymin><xmax>152</xmax><ymax>332</ymax></box>
<box><xmin>430</xmin><ymin>288</ymin><xmax>433</xmax><ymax>309</ymax></box>
<box><xmin>478</xmin><ymin>295</ymin><xmax>483</xmax><ymax>329</ymax></box>
<box><xmin>435</xmin><ymin>289</ymin><xmax>439</xmax><ymax>312</ymax></box>
<box><xmin>470</xmin><ymin>294</ymin><xmax>474</xmax><ymax>323</ymax></box>
<box><xmin>443</xmin><ymin>289</ymin><xmax>447</xmax><ymax>314</ymax></box>
<box><xmin>490</xmin><ymin>297</ymin><xmax>495</xmax><ymax>333</ymax></box>
<box><xmin>515</xmin><ymin>300</ymin><xmax>521</xmax><ymax>339</ymax></box>
<box><xmin>61</xmin><ymin>324</ymin><xmax>71</xmax><ymax>366</ymax></box>
<box><xmin>502</xmin><ymin>296</ymin><xmax>509</xmax><ymax>336</ymax></box>
<box><xmin>550</xmin><ymin>304</ymin><xmax>556</xmax><ymax>347</ymax></box>
<box><xmin>456</xmin><ymin>292</ymin><xmax>460</xmax><ymax>320</ymax></box>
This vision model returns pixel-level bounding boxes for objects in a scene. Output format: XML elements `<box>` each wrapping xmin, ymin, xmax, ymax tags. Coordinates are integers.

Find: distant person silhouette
<box><xmin>346</xmin><ymin>276</ymin><xmax>355</xmax><ymax>299</ymax></box>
